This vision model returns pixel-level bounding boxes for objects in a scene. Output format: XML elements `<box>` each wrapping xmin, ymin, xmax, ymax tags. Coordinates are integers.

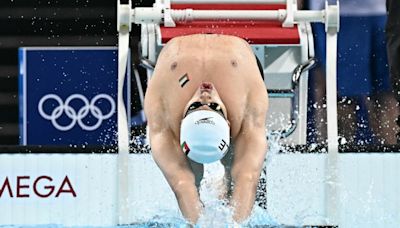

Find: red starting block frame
<box><xmin>136</xmin><ymin>0</ymin><xmax>327</xmax><ymax>144</ymax></box>
<box><xmin>117</xmin><ymin>0</ymin><xmax>340</xmax><ymax>225</ymax></box>
<box><xmin>160</xmin><ymin>4</ymin><xmax>300</xmax><ymax>45</ymax></box>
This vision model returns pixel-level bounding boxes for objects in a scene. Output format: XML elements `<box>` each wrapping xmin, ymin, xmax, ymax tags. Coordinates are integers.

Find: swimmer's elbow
<box><xmin>170</xmin><ymin>177</ymin><xmax>196</xmax><ymax>197</ymax></box>
<box><xmin>238</xmin><ymin>129</ymin><xmax>267</xmax><ymax>150</ymax></box>
<box><xmin>231</xmin><ymin>169</ymin><xmax>260</xmax><ymax>185</ymax></box>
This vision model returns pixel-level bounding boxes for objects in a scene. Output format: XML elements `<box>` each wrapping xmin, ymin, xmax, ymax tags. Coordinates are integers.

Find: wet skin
<box><xmin>144</xmin><ymin>34</ymin><xmax>269</xmax><ymax>224</ymax></box>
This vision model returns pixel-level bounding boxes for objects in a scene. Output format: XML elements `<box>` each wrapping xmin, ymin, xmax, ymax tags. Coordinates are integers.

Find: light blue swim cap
<box><xmin>180</xmin><ymin>110</ymin><xmax>230</xmax><ymax>164</ymax></box>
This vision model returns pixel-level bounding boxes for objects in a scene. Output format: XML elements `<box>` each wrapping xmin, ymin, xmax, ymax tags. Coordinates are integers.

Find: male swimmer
<box><xmin>144</xmin><ymin>34</ymin><xmax>268</xmax><ymax>224</ymax></box>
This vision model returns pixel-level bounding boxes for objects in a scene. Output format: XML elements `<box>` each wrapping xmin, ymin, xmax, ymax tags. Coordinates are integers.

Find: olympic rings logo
<box><xmin>38</xmin><ymin>94</ymin><xmax>116</xmax><ymax>131</ymax></box>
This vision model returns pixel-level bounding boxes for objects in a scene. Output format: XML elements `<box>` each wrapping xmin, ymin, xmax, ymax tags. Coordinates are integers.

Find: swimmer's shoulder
<box><xmin>144</xmin><ymin>86</ymin><xmax>168</xmax><ymax>131</ymax></box>
<box><xmin>159</xmin><ymin>34</ymin><xmax>253</xmax><ymax>58</ymax></box>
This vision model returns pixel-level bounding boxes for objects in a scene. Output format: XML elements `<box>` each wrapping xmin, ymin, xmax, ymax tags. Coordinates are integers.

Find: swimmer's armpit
<box><xmin>179</xmin><ymin>73</ymin><xmax>190</xmax><ymax>88</ymax></box>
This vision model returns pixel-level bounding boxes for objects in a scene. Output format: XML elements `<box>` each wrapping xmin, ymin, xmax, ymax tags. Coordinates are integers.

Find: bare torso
<box><xmin>144</xmin><ymin>34</ymin><xmax>269</xmax><ymax>223</ymax></box>
<box><xmin>145</xmin><ymin>34</ymin><xmax>267</xmax><ymax>139</ymax></box>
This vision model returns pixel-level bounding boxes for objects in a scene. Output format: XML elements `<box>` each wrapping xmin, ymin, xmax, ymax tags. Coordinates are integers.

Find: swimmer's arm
<box><xmin>230</xmin><ymin>108</ymin><xmax>267</xmax><ymax>223</ymax></box>
<box><xmin>149</xmin><ymin>129</ymin><xmax>202</xmax><ymax>224</ymax></box>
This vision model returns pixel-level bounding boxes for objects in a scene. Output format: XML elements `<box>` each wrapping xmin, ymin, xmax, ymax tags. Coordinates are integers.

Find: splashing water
<box><xmin>1</xmin><ymin>131</ymin><xmax>316</xmax><ymax>228</ymax></box>
<box><xmin>138</xmin><ymin>131</ymin><xmax>282</xmax><ymax>227</ymax></box>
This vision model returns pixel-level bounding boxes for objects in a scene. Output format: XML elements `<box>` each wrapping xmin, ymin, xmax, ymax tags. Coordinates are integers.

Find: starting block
<box><xmin>117</xmin><ymin>0</ymin><xmax>340</xmax><ymax>225</ymax></box>
<box><xmin>128</xmin><ymin>0</ymin><xmax>338</xmax><ymax>144</ymax></box>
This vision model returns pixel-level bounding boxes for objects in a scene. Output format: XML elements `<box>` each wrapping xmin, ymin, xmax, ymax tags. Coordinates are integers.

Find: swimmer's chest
<box><xmin>159</xmin><ymin>54</ymin><xmax>250</xmax><ymax>95</ymax></box>
<box><xmin>159</xmin><ymin>70</ymin><xmax>248</xmax><ymax>138</ymax></box>
<box><xmin>161</xmin><ymin>60</ymin><xmax>248</xmax><ymax>104</ymax></box>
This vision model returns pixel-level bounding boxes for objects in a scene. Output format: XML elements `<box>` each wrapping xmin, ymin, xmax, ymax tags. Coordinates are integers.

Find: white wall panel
<box><xmin>0</xmin><ymin>154</ymin><xmax>118</xmax><ymax>226</ymax></box>
<box><xmin>1</xmin><ymin>153</ymin><xmax>400</xmax><ymax>227</ymax></box>
<box><xmin>128</xmin><ymin>154</ymin><xmax>179</xmax><ymax>222</ymax></box>
<box><xmin>266</xmin><ymin>153</ymin><xmax>327</xmax><ymax>225</ymax></box>
<box><xmin>337</xmin><ymin>154</ymin><xmax>400</xmax><ymax>228</ymax></box>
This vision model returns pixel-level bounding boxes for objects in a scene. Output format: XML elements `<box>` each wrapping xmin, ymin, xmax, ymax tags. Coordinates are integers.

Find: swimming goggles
<box><xmin>184</xmin><ymin>102</ymin><xmax>226</xmax><ymax>119</ymax></box>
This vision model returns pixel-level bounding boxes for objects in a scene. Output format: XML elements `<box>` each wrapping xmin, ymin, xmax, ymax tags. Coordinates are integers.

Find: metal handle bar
<box><xmin>270</xmin><ymin>57</ymin><xmax>316</xmax><ymax>139</ymax></box>
<box><xmin>171</xmin><ymin>0</ymin><xmax>286</xmax><ymax>4</ymax></box>
<box><xmin>139</xmin><ymin>58</ymin><xmax>156</xmax><ymax>70</ymax></box>
<box><xmin>292</xmin><ymin>57</ymin><xmax>316</xmax><ymax>85</ymax></box>
<box><xmin>132</xmin><ymin>8</ymin><xmax>326</xmax><ymax>24</ymax></box>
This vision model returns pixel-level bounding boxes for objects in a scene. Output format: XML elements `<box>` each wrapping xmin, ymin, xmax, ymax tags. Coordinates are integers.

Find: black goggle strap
<box><xmin>185</xmin><ymin>102</ymin><xmax>224</xmax><ymax>118</ymax></box>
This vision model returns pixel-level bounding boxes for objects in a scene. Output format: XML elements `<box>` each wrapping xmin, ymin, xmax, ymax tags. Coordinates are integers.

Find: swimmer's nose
<box><xmin>200</xmin><ymin>82</ymin><xmax>213</xmax><ymax>90</ymax></box>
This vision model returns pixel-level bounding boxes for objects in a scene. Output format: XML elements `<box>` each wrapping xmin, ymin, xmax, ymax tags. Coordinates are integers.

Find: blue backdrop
<box><xmin>19</xmin><ymin>47</ymin><xmax>130</xmax><ymax>146</ymax></box>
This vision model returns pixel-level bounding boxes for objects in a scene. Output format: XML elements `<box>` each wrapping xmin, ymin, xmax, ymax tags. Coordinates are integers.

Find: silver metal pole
<box><xmin>323</xmin><ymin>1</ymin><xmax>340</xmax><ymax>225</ymax></box>
<box><xmin>294</xmin><ymin>10</ymin><xmax>325</xmax><ymax>23</ymax></box>
<box><xmin>171</xmin><ymin>0</ymin><xmax>286</xmax><ymax>4</ymax></box>
<box><xmin>133</xmin><ymin>8</ymin><xmax>327</xmax><ymax>24</ymax></box>
<box><xmin>173</xmin><ymin>10</ymin><xmax>326</xmax><ymax>23</ymax></box>
<box><xmin>117</xmin><ymin>0</ymin><xmax>131</xmax><ymax>225</ymax></box>
<box><xmin>188</xmin><ymin>10</ymin><xmax>283</xmax><ymax>20</ymax></box>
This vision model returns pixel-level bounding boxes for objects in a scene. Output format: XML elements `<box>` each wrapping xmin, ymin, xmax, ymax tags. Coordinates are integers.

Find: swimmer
<box><xmin>144</xmin><ymin>34</ymin><xmax>268</xmax><ymax>224</ymax></box>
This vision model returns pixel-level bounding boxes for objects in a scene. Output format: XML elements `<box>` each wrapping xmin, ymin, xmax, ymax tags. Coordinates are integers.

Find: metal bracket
<box><xmin>147</xmin><ymin>24</ymin><xmax>157</xmax><ymax>63</ymax></box>
<box><xmin>325</xmin><ymin>0</ymin><xmax>340</xmax><ymax>33</ymax></box>
<box><xmin>133</xmin><ymin>0</ymin><xmax>179</xmax><ymax>26</ymax></box>
<box><xmin>269</xmin><ymin>57</ymin><xmax>316</xmax><ymax>139</ymax></box>
<box><xmin>163</xmin><ymin>0</ymin><xmax>177</xmax><ymax>27</ymax></box>
<box><xmin>141</xmin><ymin>24</ymin><xmax>149</xmax><ymax>58</ymax></box>
<box><xmin>292</xmin><ymin>57</ymin><xmax>316</xmax><ymax>86</ymax></box>
<box><xmin>306</xmin><ymin>22</ymin><xmax>315</xmax><ymax>58</ymax></box>
<box><xmin>282</xmin><ymin>0</ymin><xmax>296</xmax><ymax>27</ymax></box>
<box><xmin>117</xmin><ymin>0</ymin><xmax>132</xmax><ymax>32</ymax></box>
<box><xmin>140</xmin><ymin>58</ymin><xmax>156</xmax><ymax>70</ymax></box>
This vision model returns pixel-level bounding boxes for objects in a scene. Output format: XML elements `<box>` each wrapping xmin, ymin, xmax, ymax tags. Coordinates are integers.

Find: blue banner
<box><xmin>19</xmin><ymin>47</ymin><xmax>130</xmax><ymax>146</ymax></box>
